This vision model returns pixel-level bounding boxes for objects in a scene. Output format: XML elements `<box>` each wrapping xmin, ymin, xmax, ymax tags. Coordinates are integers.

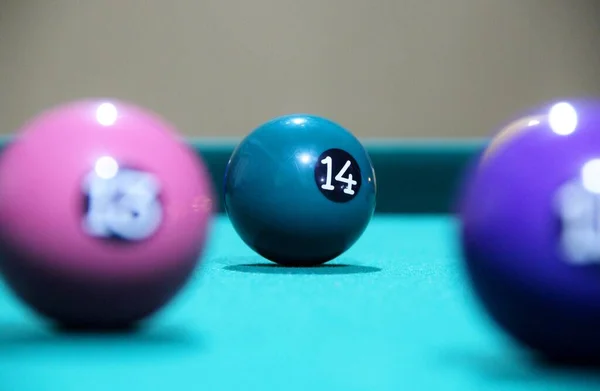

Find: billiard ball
<box><xmin>458</xmin><ymin>98</ymin><xmax>600</xmax><ymax>361</ymax></box>
<box><xmin>224</xmin><ymin>114</ymin><xmax>376</xmax><ymax>266</ymax></box>
<box><xmin>0</xmin><ymin>99</ymin><xmax>213</xmax><ymax>329</ymax></box>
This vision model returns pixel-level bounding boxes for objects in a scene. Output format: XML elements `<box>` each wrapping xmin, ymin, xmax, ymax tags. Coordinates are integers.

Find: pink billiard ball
<box><xmin>0</xmin><ymin>99</ymin><xmax>213</xmax><ymax>329</ymax></box>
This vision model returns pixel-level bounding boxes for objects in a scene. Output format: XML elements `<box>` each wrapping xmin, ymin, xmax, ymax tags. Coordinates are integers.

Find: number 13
<box><xmin>321</xmin><ymin>156</ymin><xmax>357</xmax><ymax>195</ymax></box>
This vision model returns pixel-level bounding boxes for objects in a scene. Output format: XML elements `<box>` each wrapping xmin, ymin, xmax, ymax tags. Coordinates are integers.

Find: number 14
<box><xmin>321</xmin><ymin>156</ymin><xmax>357</xmax><ymax>195</ymax></box>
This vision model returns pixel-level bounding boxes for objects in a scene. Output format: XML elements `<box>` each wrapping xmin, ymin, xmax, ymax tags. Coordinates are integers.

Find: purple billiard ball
<box><xmin>458</xmin><ymin>98</ymin><xmax>600</xmax><ymax>361</ymax></box>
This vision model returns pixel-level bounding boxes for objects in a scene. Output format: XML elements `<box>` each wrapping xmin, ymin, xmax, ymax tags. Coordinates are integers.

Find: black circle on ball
<box><xmin>314</xmin><ymin>148</ymin><xmax>362</xmax><ymax>203</ymax></box>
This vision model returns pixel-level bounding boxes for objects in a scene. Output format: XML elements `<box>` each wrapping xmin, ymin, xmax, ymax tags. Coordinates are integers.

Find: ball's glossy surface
<box><xmin>458</xmin><ymin>98</ymin><xmax>600</xmax><ymax>360</ymax></box>
<box><xmin>224</xmin><ymin>114</ymin><xmax>376</xmax><ymax>266</ymax></box>
<box><xmin>0</xmin><ymin>99</ymin><xmax>213</xmax><ymax>328</ymax></box>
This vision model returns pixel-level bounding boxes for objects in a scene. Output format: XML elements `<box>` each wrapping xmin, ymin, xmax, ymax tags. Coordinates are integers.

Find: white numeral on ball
<box><xmin>335</xmin><ymin>160</ymin><xmax>357</xmax><ymax>195</ymax></box>
<box><xmin>321</xmin><ymin>156</ymin><xmax>335</xmax><ymax>191</ymax></box>
<box><xmin>321</xmin><ymin>156</ymin><xmax>358</xmax><ymax>195</ymax></box>
<box><xmin>556</xmin><ymin>180</ymin><xmax>600</xmax><ymax>264</ymax></box>
<box><xmin>83</xmin><ymin>169</ymin><xmax>163</xmax><ymax>241</ymax></box>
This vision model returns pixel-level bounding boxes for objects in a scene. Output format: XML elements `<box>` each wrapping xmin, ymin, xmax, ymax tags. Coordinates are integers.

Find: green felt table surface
<box><xmin>2</xmin><ymin>216</ymin><xmax>600</xmax><ymax>391</ymax></box>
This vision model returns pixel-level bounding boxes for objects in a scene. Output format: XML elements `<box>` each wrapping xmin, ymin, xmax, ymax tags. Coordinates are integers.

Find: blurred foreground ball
<box><xmin>0</xmin><ymin>99</ymin><xmax>213</xmax><ymax>329</ymax></box>
<box><xmin>458</xmin><ymin>98</ymin><xmax>600</xmax><ymax>361</ymax></box>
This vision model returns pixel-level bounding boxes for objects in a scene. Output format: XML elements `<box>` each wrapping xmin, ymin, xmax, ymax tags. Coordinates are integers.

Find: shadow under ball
<box><xmin>224</xmin><ymin>114</ymin><xmax>376</xmax><ymax>266</ymax></box>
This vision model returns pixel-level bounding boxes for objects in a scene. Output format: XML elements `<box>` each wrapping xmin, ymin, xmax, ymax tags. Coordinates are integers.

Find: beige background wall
<box><xmin>1</xmin><ymin>0</ymin><xmax>599</xmax><ymax>139</ymax></box>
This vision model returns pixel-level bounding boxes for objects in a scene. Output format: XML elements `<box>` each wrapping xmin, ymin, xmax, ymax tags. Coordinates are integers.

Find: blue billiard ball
<box><xmin>224</xmin><ymin>114</ymin><xmax>376</xmax><ymax>266</ymax></box>
<box><xmin>458</xmin><ymin>98</ymin><xmax>600</xmax><ymax>361</ymax></box>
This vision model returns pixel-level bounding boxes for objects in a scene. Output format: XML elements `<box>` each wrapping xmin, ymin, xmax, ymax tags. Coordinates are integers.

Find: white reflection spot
<box><xmin>582</xmin><ymin>159</ymin><xmax>600</xmax><ymax>194</ymax></box>
<box><xmin>96</xmin><ymin>103</ymin><xmax>118</xmax><ymax>126</ymax></box>
<box><xmin>549</xmin><ymin>102</ymin><xmax>578</xmax><ymax>136</ymax></box>
<box><xmin>94</xmin><ymin>156</ymin><xmax>119</xmax><ymax>179</ymax></box>
<box><xmin>298</xmin><ymin>153</ymin><xmax>311</xmax><ymax>164</ymax></box>
<box><xmin>292</xmin><ymin>117</ymin><xmax>306</xmax><ymax>125</ymax></box>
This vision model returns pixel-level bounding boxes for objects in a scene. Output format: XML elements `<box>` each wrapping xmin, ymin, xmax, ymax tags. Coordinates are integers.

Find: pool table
<box><xmin>1</xmin><ymin>140</ymin><xmax>599</xmax><ymax>391</ymax></box>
